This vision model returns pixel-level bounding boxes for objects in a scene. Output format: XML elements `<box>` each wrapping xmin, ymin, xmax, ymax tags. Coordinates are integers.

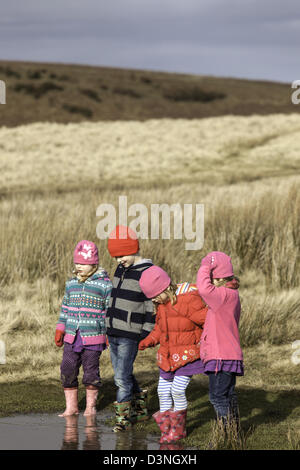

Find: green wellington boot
<box><xmin>113</xmin><ymin>401</ymin><xmax>133</xmax><ymax>432</ymax></box>
<box><xmin>131</xmin><ymin>389</ymin><xmax>149</xmax><ymax>423</ymax></box>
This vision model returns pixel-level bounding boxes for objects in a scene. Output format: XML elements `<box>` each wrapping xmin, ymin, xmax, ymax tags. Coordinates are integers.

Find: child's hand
<box><xmin>55</xmin><ymin>330</ymin><xmax>64</xmax><ymax>347</ymax></box>
<box><xmin>138</xmin><ymin>342</ymin><xmax>147</xmax><ymax>351</ymax></box>
<box><xmin>201</xmin><ymin>253</ymin><xmax>217</xmax><ymax>270</ymax></box>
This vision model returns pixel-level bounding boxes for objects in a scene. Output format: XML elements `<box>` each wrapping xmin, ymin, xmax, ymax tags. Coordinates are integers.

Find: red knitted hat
<box><xmin>107</xmin><ymin>225</ymin><xmax>139</xmax><ymax>257</ymax></box>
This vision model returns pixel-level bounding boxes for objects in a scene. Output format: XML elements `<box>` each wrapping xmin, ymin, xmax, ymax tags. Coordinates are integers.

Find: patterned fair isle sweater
<box><xmin>56</xmin><ymin>269</ymin><xmax>113</xmax><ymax>346</ymax></box>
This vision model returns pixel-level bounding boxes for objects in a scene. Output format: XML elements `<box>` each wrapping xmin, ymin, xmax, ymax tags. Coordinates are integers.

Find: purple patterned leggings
<box><xmin>60</xmin><ymin>342</ymin><xmax>102</xmax><ymax>388</ymax></box>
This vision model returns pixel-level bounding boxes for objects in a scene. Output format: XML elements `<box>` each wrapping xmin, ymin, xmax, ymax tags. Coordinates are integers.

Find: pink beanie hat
<box><xmin>73</xmin><ymin>240</ymin><xmax>99</xmax><ymax>265</ymax></box>
<box><xmin>211</xmin><ymin>251</ymin><xmax>234</xmax><ymax>278</ymax></box>
<box><xmin>139</xmin><ymin>266</ymin><xmax>171</xmax><ymax>299</ymax></box>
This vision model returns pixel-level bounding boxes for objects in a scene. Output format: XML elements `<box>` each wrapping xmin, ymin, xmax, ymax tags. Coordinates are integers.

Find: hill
<box><xmin>0</xmin><ymin>60</ymin><xmax>298</xmax><ymax>127</ymax></box>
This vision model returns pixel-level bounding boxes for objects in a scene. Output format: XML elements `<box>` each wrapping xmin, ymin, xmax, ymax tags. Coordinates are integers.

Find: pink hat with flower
<box><xmin>73</xmin><ymin>240</ymin><xmax>99</xmax><ymax>265</ymax></box>
<box><xmin>139</xmin><ymin>266</ymin><xmax>171</xmax><ymax>299</ymax></box>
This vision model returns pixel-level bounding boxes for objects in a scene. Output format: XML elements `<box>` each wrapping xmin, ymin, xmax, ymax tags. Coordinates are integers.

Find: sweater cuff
<box><xmin>56</xmin><ymin>323</ymin><xmax>66</xmax><ymax>332</ymax></box>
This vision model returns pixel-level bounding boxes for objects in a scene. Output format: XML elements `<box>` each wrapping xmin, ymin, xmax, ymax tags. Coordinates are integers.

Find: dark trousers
<box><xmin>207</xmin><ymin>371</ymin><xmax>239</xmax><ymax>422</ymax></box>
<box><xmin>60</xmin><ymin>342</ymin><xmax>102</xmax><ymax>388</ymax></box>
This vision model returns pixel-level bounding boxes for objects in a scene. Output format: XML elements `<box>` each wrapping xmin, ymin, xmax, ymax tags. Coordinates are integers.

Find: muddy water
<box><xmin>0</xmin><ymin>411</ymin><xmax>191</xmax><ymax>451</ymax></box>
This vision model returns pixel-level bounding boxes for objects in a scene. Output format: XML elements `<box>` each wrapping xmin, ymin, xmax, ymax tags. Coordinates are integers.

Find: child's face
<box><xmin>115</xmin><ymin>255</ymin><xmax>135</xmax><ymax>268</ymax></box>
<box><xmin>152</xmin><ymin>292</ymin><xmax>169</xmax><ymax>304</ymax></box>
<box><xmin>75</xmin><ymin>264</ymin><xmax>95</xmax><ymax>276</ymax></box>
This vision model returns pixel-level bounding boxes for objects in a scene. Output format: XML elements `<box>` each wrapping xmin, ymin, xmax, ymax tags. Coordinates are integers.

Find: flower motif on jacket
<box><xmin>172</xmin><ymin>353</ymin><xmax>180</xmax><ymax>362</ymax></box>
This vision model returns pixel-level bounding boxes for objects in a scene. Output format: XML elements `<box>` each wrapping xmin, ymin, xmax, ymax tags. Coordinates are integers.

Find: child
<box><xmin>196</xmin><ymin>251</ymin><xmax>243</xmax><ymax>431</ymax></box>
<box><xmin>106</xmin><ymin>225</ymin><xmax>155</xmax><ymax>432</ymax></box>
<box><xmin>138</xmin><ymin>266</ymin><xmax>207</xmax><ymax>443</ymax></box>
<box><xmin>55</xmin><ymin>240</ymin><xmax>112</xmax><ymax>417</ymax></box>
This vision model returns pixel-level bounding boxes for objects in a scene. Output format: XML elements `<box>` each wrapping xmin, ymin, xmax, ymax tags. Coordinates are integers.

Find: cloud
<box><xmin>1</xmin><ymin>0</ymin><xmax>299</xmax><ymax>82</ymax></box>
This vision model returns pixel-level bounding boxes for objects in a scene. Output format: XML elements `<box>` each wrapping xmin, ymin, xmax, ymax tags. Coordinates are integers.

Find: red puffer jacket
<box><xmin>138</xmin><ymin>290</ymin><xmax>207</xmax><ymax>372</ymax></box>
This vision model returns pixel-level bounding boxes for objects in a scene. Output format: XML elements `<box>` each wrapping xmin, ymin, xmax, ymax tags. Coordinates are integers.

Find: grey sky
<box><xmin>1</xmin><ymin>0</ymin><xmax>299</xmax><ymax>83</ymax></box>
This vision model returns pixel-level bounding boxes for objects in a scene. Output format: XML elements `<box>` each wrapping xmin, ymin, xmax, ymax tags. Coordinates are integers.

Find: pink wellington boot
<box><xmin>84</xmin><ymin>387</ymin><xmax>99</xmax><ymax>416</ymax></box>
<box><xmin>152</xmin><ymin>410</ymin><xmax>171</xmax><ymax>444</ymax></box>
<box><xmin>166</xmin><ymin>409</ymin><xmax>187</xmax><ymax>442</ymax></box>
<box><xmin>58</xmin><ymin>388</ymin><xmax>79</xmax><ymax>417</ymax></box>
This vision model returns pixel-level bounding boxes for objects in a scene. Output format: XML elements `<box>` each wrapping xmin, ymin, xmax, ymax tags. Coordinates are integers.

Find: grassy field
<box><xmin>0</xmin><ymin>104</ymin><xmax>299</xmax><ymax>448</ymax></box>
<box><xmin>0</xmin><ymin>60</ymin><xmax>299</xmax><ymax>127</ymax></box>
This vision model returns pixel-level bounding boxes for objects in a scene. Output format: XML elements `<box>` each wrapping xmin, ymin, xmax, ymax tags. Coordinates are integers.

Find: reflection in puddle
<box><xmin>0</xmin><ymin>412</ymin><xmax>189</xmax><ymax>451</ymax></box>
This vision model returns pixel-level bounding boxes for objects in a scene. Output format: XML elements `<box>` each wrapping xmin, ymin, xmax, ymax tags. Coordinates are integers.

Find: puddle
<box><xmin>0</xmin><ymin>411</ymin><xmax>194</xmax><ymax>451</ymax></box>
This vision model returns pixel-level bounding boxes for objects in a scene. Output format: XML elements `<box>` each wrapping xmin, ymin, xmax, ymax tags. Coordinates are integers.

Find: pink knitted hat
<box><xmin>73</xmin><ymin>240</ymin><xmax>99</xmax><ymax>265</ymax></box>
<box><xmin>211</xmin><ymin>251</ymin><xmax>234</xmax><ymax>278</ymax></box>
<box><xmin>139</xmin><ymin>266</ymin><xmax>171</xmax><ymax>299</ymax></box>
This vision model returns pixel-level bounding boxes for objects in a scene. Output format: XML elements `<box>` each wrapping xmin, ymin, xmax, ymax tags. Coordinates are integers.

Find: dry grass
<box><xmin>287</xmin><ymin>426</ymin><xmax>300</xmax><ymax>450</ymax></box>
<box><xmin>204</xmin><ymin>417</ymin><xmax>251</xmax><ymax>450</ymax></box>
<box><xmin>1</xmin><ymin>114</ymin><xmax>300</xmax><ymax>193</ymax></box>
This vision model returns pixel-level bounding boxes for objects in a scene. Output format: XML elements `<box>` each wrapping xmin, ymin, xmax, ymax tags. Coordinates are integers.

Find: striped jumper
<box><xmin>105</xmin><ymin>259</ymin><xmax>155</xmax><ymax>340</ymax></box>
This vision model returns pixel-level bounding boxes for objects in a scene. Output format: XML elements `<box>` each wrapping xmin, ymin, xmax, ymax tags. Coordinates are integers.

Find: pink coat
<box><xmin>196</xmin><ymin>264</ymin><xmax>243</xmax><ymax>364</ymax></box>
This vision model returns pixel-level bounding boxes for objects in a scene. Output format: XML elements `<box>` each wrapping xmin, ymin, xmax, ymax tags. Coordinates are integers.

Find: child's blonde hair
<box><xmin>73</xmin><ymin>265</ymin><xmax>98</xmax><ymax>283</ymax></box>
<box><xmin>212</xmin><ymin>275</ymin><xmax>240</xmax><ymax>287</ymax></box>
<box><xmin>153</xmin><ymin>281</ymin><xmax>178</xmax><ymax>314</ymax></box>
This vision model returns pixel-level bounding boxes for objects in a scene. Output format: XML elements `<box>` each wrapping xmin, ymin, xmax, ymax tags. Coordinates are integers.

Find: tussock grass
<box><xmin>1</xmin><ymin>114</ymin><xmax>300</xmax><ymax>193</ymax></box>
<box><xmin>204</xmin><ymin>417</ymin><xmax>250</xmax><ymax>450</ymax></box>
<box><xmin>240</xmin><ymin>290</ymin><xmax>300</xmax><ymax>347</ymax></box>
<box><xmin>287</xmin><ymin>426</ymin><xmax>300</xmax><ymax>450</ymax></box>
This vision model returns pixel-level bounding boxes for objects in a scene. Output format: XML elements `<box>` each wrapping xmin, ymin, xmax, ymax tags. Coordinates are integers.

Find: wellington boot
<box><xmin>166</xmin><ymin>409</ymin><xmax>187</xmax><ymax>442</ymax></box>
<box><xmin>113</xmin><ymin>401</ymin><xmax>132</xmax><ymax>432</ymax></box>
<box><xmin>58</xmin><ymin>388</ymin><xmax>79</xmax><ymax>417</ymax></box>
<box><xmin>84</xmin><ymin>387</ymin><xmax>99</xmax><ymax>416</ymax></box>
<box><xmin>131</xmin><ymin>389</ymin><xmax>149</xmax><ymax>423</ymax></box>
<box><xmin>152</xmin><ymin>409</ymin><xmax>171</xmax><ymax>444</ymax></box>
